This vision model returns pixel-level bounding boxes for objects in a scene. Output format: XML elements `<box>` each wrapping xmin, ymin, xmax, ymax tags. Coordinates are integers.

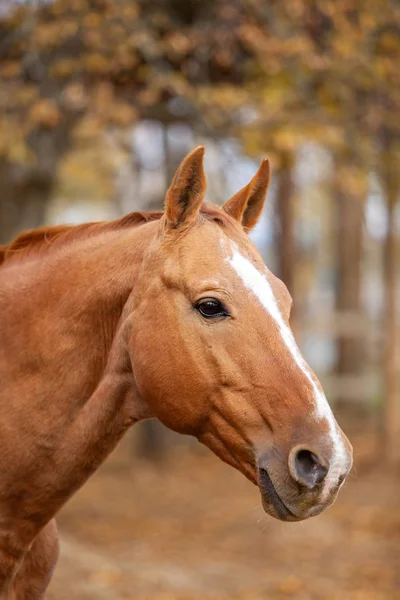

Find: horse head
<box><xmin>129</xmin><ymin>147</ymin><xmax>352</xmax><ymax>522</ymax></box>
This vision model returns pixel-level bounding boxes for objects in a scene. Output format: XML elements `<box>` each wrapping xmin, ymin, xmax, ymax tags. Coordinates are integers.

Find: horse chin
<box><xmin>261</xmin><ymin>498</ymin><xmax>302</xmax><ymax>522</ymax></box>
<box><xmin>258</xmin><ymin>466</ymin><xmax>339</xmax><ymax>522</ymax></box>
<box><xmin>258</xmin><ymin>466</ymin><xmax>302</xmax><ymax>522</ymax></box>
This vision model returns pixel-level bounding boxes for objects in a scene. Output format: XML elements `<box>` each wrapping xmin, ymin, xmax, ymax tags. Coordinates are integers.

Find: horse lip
<box><xmin>258</xmin><ymin>466</ymin><xmax>298</xmax><ymax>521</ymax></box>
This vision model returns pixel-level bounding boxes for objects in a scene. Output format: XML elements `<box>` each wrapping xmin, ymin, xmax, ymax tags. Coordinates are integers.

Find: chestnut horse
<box><xmin>0</xmin><ymin>147</ymin><xmax>352</xmax><ymax>598</ymax></box>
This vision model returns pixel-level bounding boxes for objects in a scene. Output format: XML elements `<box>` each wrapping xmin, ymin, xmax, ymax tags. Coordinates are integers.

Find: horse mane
<box><xmin>0</xmin><ymin>211</ymin><xmax>164</xmax><ymax>266</ymax></box>
<box><xmin>0</xmin><ymin>204</ymin><xmax>233</xmax><ymax>267</ymax></box>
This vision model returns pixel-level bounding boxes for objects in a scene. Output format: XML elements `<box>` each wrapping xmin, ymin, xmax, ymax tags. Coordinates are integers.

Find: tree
<box><xmin>0</xmin><ymin>0</ymin><xmax>258</xmax><ymax>240</ymax></box>
<box><xmin>380</xmin><ymin>134</ymin><xmax>400</xmax><ymax>461</ymax></box>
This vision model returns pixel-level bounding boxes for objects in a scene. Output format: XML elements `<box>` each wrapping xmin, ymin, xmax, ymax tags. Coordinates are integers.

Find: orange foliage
<box><xmin>0</xmin><ymin>0</ymin><xmax>398</xmax><ymax>167</ymax></box>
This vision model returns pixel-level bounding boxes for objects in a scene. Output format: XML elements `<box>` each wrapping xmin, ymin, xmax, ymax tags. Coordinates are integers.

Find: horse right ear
<box><xmin>164</xmin><ymin>146</ymin><xmax>207</xmax><ymax>229</ymax></box>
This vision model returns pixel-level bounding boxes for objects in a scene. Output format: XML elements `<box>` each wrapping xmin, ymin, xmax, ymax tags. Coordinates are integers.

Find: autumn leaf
<box><xmin>29</xmin><ymin>100</ymin><xmax>61</xmax><ymax>128</ymax></box>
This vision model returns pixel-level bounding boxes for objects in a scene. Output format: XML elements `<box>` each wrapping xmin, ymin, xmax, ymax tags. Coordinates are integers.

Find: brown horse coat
<box><xmin>0</xmin><ymin>148</ymin><xmax>352</xmax><ymax>598</ymax></box>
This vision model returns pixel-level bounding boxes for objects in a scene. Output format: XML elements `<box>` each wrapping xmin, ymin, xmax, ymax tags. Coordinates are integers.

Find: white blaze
<box><xmin>227</xmin><ymin>245</ymin><xmax>348</xmax><ymax>485</ymax></box>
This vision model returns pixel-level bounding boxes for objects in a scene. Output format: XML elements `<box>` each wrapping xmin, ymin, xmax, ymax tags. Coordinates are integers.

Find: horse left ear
<box><xmin>165</xmin><ymin>146</ymin><xmax>206</xmax><ymax>228</ymax></box>
<box><xmin>222</xmin><ymin>159</ymin><xmax>270</xmax><ymax>232</ymax></box>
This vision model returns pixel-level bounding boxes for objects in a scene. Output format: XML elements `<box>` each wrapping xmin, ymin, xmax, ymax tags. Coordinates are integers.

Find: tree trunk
<box><xmin>275</xmin><ymin>150</ymin><xmax>300</xmax><ymax>337</ymax></box>
<box><xmin>382</xmin><ymin>198</ymin><xmax>399</xmax><ymax>461</ymax></box>
<box><xmin>136</xmin><ymin>419</ymin><xmax>169</xmax><ymax>462</ymax></box>
<box><xmin>335</xmin><ymin>197</ymin><xmax>364</xmax><ymax>372</ymax></box>
<box><xmin>0</xmin><ymin>113</ymin><xmax>80</xmax><ymax>244</ymax></box>
<box><xmin>334</xmin><ymin>159</ymin><xmax>366</xmax><ymax>407</ymax></box>
<box><xmin>0</xmin><ymin>160</ymin><xmax>54</xmax><ymax>244</ymax></box>
<box><xmin>380</xmin><ymin>142</ymin><xmax>400</xmax><ymax>462</ymax></box>
<box><xmin>276</xmin><ymin>151</ymin><xmax>295</xmax><ymax>296</ymax></box>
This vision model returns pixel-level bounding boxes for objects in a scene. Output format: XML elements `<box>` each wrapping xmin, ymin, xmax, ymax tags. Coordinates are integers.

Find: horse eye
<box><xmin>195</xmin><ymin>298</ymin><xmax>229</xmax><ymax>319</ymax></box>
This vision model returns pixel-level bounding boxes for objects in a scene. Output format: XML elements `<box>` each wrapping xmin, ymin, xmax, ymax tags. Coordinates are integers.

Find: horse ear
<box><xmin>222</xmin><ymin>159</ymin><xmax>270</xmax><ymax>232</ymax></box>
<box><xmin>165</xmin><ymin>146</ymin><xmax>206</xmax><ymax>228</ymax></box>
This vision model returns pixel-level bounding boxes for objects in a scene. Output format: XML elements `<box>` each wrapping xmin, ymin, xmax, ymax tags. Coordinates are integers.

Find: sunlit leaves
<box><xmin>0</xmin><ymin>0</ymin><xmax>398</xmax><ymax>177</ymax></box>
<box><xmin>29</xmin><ymin>99</ymin><xmax>61</xmax><ymax>128</ymax></box>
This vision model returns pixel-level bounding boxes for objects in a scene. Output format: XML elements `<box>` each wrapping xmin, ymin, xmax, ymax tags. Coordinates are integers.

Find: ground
<box><xmin>47</xmin><ymin>431</ymin><xmax>400</xmax><ymax>600</ymax></box>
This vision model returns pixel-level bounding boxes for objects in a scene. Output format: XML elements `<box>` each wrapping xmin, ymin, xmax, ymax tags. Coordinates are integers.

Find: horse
<box><xmin>0</xmin><ymin>147</ymin><xmax>352</xmax><ymax>598</ymax></box>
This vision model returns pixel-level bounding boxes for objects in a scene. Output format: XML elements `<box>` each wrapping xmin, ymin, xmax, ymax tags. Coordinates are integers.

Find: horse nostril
<box><xmin>290</xmin><ymin>448</ymin><xmax>329</xmax><ymax>490</ymax></box>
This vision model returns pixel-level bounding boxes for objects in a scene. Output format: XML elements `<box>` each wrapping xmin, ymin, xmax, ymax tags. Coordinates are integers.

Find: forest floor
<box><xmin>47</xmin><ymin>428</ymin><xmax>400</xmax><ymax>600</ymax></box>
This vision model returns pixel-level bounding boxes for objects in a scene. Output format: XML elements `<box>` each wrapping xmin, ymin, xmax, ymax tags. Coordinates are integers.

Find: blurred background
<box><xmin>1</xmin><ymin>0</ymin><xmax>399</xmax><ymax>598</ymax></box>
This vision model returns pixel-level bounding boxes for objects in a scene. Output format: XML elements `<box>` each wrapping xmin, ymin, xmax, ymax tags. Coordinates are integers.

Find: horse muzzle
<box><xmin>257</xmin><ymin>440</ymin><xmax>353</xmax><ymax>522</ymax></box>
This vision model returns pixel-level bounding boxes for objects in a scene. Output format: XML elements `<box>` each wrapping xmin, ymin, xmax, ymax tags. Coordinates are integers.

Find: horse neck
<box><xmin>1</xmin><ymin>220</ymin><xmax>158</xmax><ymax>404</ymax></box>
